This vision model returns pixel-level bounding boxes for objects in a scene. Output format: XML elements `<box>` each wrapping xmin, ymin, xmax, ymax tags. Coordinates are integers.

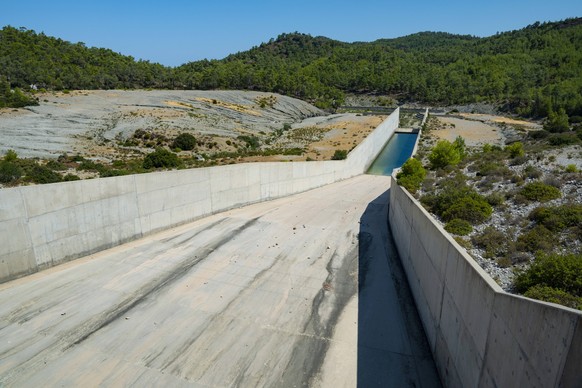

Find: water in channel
<box><xmin>367</xmin><ymin>132</ymin><xmax>418</xmax><ymax>176</ymax></box>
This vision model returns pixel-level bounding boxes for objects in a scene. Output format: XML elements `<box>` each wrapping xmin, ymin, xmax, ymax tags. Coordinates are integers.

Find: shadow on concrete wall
<box><xmin>357</xmin><ymin>190</ymin><xmax>441</xmax><ymax>387</ymax></box>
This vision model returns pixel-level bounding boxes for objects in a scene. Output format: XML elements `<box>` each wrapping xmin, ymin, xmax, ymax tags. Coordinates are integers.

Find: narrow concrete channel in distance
<box><xmin>367</xmin><ymin>132</ymin><xmax>418</xmax><ymax>176</ymax></box>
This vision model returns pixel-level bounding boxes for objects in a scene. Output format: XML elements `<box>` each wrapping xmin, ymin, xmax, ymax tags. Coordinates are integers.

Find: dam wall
<box><xmin>388</xmin><ymin>176</ymin><xmax>582</xmax><ymax>387</ymax></box>
<box><xmin>0</xmin><ymin>109</ymin><xmax>399</xmax><ymax>283</ymax></box>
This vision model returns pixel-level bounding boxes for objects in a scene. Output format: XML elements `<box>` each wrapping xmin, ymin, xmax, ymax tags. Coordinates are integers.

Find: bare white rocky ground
<box><xmin>0</xmin><ymin>90</ymin><xmax>324</xmax><ymax>159</ymax></box>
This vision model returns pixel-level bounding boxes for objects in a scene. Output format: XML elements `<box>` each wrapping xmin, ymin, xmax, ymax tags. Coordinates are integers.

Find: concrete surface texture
<box><xmin>0</xmin><ymin>174</ymin><xmax>440</xmax><ymax>387</ymax></box>
<box><xmin>0</xmin><ymin>109</ymin><xmax>400</xmax><ymax>284</ymax></box>
<box><xmin>388</xmin><ymin>176</ymin><xmax>582</xmax><ymax>388</ymax></box>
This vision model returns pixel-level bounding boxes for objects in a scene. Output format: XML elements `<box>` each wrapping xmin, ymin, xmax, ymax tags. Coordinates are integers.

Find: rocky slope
<box><xmin>0</xmin><ymin>90</ymin><xmax>324</xmax><ymax>159</ymax></box>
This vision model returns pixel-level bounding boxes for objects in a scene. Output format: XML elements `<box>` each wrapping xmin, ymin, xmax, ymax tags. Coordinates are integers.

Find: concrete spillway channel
<box><xmin>0</xmin><ymin>173</ymin><xmax>440</xmax><ymax>387</ymax></box>
<box><xmin>0</xmin><ymin>117</ymin><xmax>442</xmax><ymax>386</ymax></box>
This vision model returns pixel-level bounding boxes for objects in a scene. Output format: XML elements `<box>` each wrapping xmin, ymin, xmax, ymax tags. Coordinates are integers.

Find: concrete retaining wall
<box><xmin>0</xmin><ymin>109</ymin><xmax>399</xmax><ymax>283</ymax></box>
<box><xmin>388</xmin><ymin>176</ymin><xmax>582</xmax><ymax>387</ymax></box>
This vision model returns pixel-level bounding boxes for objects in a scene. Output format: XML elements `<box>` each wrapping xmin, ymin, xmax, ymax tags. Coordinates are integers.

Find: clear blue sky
<box><xmin>2</xmin><ymin>0</ymin><xmax>581</xmax><ymax>66</ymax></box>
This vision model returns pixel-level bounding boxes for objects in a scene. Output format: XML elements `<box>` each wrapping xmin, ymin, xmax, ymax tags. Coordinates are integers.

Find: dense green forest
<box><xmin>1</xmin><ymin>18</ymin><xmax>581</xmax><ymax>117</ymax></box>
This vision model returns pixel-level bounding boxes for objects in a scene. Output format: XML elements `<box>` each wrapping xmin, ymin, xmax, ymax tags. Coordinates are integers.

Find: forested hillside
<box><xmin>1</xmin><ymin>18</ymin><xmax>581</xmax><ymax>117</ymax></box>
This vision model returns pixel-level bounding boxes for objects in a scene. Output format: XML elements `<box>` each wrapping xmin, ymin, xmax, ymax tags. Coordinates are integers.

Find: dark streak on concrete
<box><xmin>68</xmin><ymin>217</ymin><xmax>260</xmax><ymax>349</ymax></box>
<box><xmin>358</xmin><ymin>231</ymin><xmax>373</xmax><ymax>292</ymax></box>
<box><xmin>0</xmin><ymin>217</ymin><xmax>260</xmax><ymax>386</ymax></box>
<box><xmin>279</xmin><ymin>245</ymin><xmax>359</xmax><ymax>387</ymax></box>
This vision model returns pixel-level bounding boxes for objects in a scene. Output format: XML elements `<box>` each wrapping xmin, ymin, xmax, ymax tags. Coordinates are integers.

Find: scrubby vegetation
<box><xmin>428</xmin><ymin>137</ymin><xmax>465</xmax><ymax>169</ymax></box>
<box><xmin>445</xmin><ymin>218</ymin><xmax>473</xmax><ymax>236</ymax></box>
<box><xmin>396</xmin><ymin>158</ymin><xmax>426</xmax><ymax>194</ymax></box>
<box><xmin>172</xmin><ymin>133</ymin><xmax>197</xmax><ymax>151</ymax></box>
<box><xmin>515</xmin><ymin>253</ymin><xmax>582</xmax><ymax>309</ymax></box>
<box><xmin>421</xmin><ymin>174</ymin><xmax>492</xmax><ymax>225</ymax></box>
<box><xmin>519</xmin><ymin>181</ymin><xmax>562</xmax><ymax>202</ymax></box>
<box><xmin>143</xmin><ymin>148</ymin><xmax>183</xmax><ymax>169</ymax></box>
<box><xmin>2</xmin><ymin>17</ymin><xmax>582</xmax><ymax>115</ymax></box>
<box><xmin>0</xmin><ymin>78</ymin><xmax>38</xmax><ymax>108</ymax></box>
<box><xmin>396</xmin><ymin>117</ymin><xmax>581</xmax><ymax>310</ymax></box>
<box><xmin>331</xmin><ymin>150</ymin><xmax>347</xmax><ymax>160</ymax></box>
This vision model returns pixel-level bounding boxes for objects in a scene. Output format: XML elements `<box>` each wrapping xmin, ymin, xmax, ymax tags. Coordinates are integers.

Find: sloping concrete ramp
<box><xmin>0</xmin><ymin>175</ymin><xmax>440</xmax><ymax>387</ymax></box>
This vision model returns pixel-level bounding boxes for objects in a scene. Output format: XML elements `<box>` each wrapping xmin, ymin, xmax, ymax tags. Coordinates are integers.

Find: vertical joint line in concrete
<box><xmin>18</xmin><ymin>187</ymin><xmax>39</xmax><ymax>269</ymax></box>
<box><xmin>132</xmin><ymin>175</ymin><xmax>143</xmax><ymax>239</ymax></box>
<box><xmin>476</xmin><ymin>291</ymin><xmax>498</xmax><ymax>386</ymax></box>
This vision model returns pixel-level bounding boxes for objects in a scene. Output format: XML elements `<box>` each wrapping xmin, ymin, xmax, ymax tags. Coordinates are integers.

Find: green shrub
<box><xmin>454</xmin><ymin>236</ymin><xmax>472</xmax><ymax>250</ymax></box>
<box><xmin>510</xmin><ymin>155</ymin><xmax>528</xmax><ymax>166</ymax></box>
<box><xmin>28</xmin><ymin>165</ymin><xmax>62</xmax><ymax>184</ymax></box>
<box><xmin>143</xmin><ymin>148</ymin><xmax>183</xmax><ymax>169</ymax></box>
<box><xmin>472</xmin><ymin>226</ymin><xmax>509</xmax><ymax>258</ymax></box>
<box><xmin>4</xmin><ymin>149</ymin><xmax>18</xmax><ymax>162</ymax></box>
<box><xmin>529</xmin><ymin>204</ymin><xmax>582</xmax><ymax>232</ymax></box>
<box><xmin>0</xmin><ymin>84</ymin><xmax>38</xmax><ymax>108</ymax></box>
<box><xmin>0</xmin><ymin>161</ymin><xmax>23</xmax><ymax>183</ymax></box>
<box><xmin>515</xmin><ymin>225</ymin><xmax>555</xmax><ymax>253</ymax></box>
<box><xmin>78</xmin><ymin>159</ymin><xmax>105</xmax><ymax>172</ymax></box>
<box><xmin>515</xmin><ymin>253</ymin><xmax>582</xmax><ymax>297</ymax></box>
<box><xmin>396</xmin><ymin>158</ymin><xmax>426</xmax><ymax>194</ymax></box>
<box><xmin>522</xmin><ymin>165</ymin><xmax>542</xmax><ymax>179</ymax></box>
<box><xmin>544</xmin><ymin>108</ymin><xmax>570</xmax><ymax>133</ymax></box>
<box><xmin>422</xmin><ymin>178</ymin><xmax>492</xmax><ymax>224</ymax></box>
<box><xmin>497</xmin><ymin>257</ymin><xmax>513</xmax><ymax>268</ymax></box>
<box><xmin>428</xmin><ymin>139</ymin><xmax>462</xmax><ymax>169</ymax></box>
<box><xmin>442</xmin><ymin>196</ymin><xmax>493</xmax><ymax>224</ymax></box>
<box><xmin>565</xmin><ymin>164</ymin><xmax>578</xmax><ymax>173</ymax></box>
<box><xmin>486</xmin><ymin>192</ymin><xmax>505</xmax><ymax>207</ymax></box>
<box><xmin>331</xmin><ymin>150</ymin><xmax>348</xmax><ymax>160</ymax></box>
<box><xmin>63</xmin><ymin>173</ymin><xmax>81</xmax><ymax>181</ymax></box>
<box><xmin>505</xmin><ymin>142</ymin><xmax>525</xmax><ymax>158</ymax></box>
<box><xmin>528</xmin><ymin>130</ymin><xmax>550</xmax><ymax>140</ymax></box>
<box><xmin>46</xmin><ymin>160</ymin><xmax>66</xmax><ymax>171</ymax></box>
<box><xmin>475</xmin><ymin>161</ymin><xmax>511</xmax><ymax>178</ymax></box>
<box><xmin>519</xmin><ymin>181</ymin><xmax>562</xmax><ymax>202</ymax></box>
<box><xmin>453</xmin><ymin>136</ymin><xmax>466</xmax><ymax>159</ymax></box>
<box><xmin>238</xmin><ymin>135</ymin><xmax>260</xmax><ymax>149</ymax></box>
<box><xmin>548</xmin><ymin>133</ymin><xmax>579</xmax><ymax>146</ymax></box>
<box><xmin>445</xmin><ymin>219</ymin><xmax>473</xmax><ymax>236</ymax></box>
<box><xmin>523</xmin><ymin>285</ymin><xmax>582</xmax><ymax>310</ymax></box>
<box><xmin>172</xmin><ymin>133</ymin><xmax>197</xmax><ymax>151</ymax></box>
<box><xmin>100</xmin><ymin>169</ymin><xmax>130</xmax><ymax>177</ymax></box>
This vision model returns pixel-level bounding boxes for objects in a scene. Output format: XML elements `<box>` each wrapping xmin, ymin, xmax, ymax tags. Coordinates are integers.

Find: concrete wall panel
<box><xmin>443</xmin><ymin>248</ymin><xmax>496</xmax><ymax>357</ymax></box>
<box><xmin>559</xmin><ymin>318</ymin><xmax>582</xmax><ymax>387</ymax></box>
<box><xmin>0</xmin><ymin>189</ymin><xmax>26</xmax><ymax>220</ymax></box>
<box><xmin>433</xmin><ymin>330</ymin><xmax>463</xmax><ymax>388</ymax></box>
<box><xmin>389</xmin><ymin>176</ymin><xmax>582</xmax><ymax>388</ymax></box>
<box><xmin>409</xmin><ymin>202</ymin><xmax>448</xmax><ymax>277</ymax></box>
<box><xmin>0</xmin><ymin>218</ymin><xmax>36</xmax><ymax>279</ymax></box>
<box><xmin>408</xmin><ymin>228</ymin><xmax>442</xmax><ymax>349</ymax></box>
<box><xmin>484</xmin><ymin>293</ymin><xmax>579</xmax><ymax>387</ymax></box>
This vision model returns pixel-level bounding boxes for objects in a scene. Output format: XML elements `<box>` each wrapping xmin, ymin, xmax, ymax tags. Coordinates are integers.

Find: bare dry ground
<box><xmin>429</xmin><ymin>114</ymin><xmax>541</xmax><ymax>147</ymax></box>
<box><xmin>0</xmin><ymin>90</ymin><xmax>383</xmax><ymax>166</ymax></box>
<box><xmin>240</xmin><ymin>114</ymin><xmax>385</xmax><ymax>163</ymax></box>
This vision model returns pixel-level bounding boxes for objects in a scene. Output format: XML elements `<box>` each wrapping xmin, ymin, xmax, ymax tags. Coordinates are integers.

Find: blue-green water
<box><xmin>367</xmin><ymin>133</ymin><xmax>418</xmax><ymax>176</ymax></box>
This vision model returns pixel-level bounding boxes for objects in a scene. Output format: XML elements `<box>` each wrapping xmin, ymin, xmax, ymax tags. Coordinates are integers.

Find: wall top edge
<box><xmin>390</xmin><ymin>176</ymin><xmax>582</xmax><ymax>317</ymax></box>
